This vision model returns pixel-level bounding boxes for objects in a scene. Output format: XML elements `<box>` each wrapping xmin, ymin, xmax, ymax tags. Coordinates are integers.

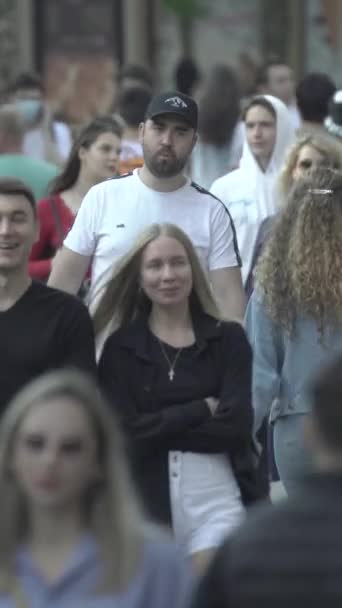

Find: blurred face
<box><xmin>79</xmin><ymin>131</ymin><xmax>122</xmax><ymax>183</ymax></box>
<box><xmin>292</xmin><ymin>144</ymin><xmax>329</xmax><ymax>181</ymax></box>
<box><xmin>139</xmin><ymin>116</ymin><xmax>196</xmax><ymax>178</ymax></box>
<box><xmin>140</xmin><ymin>236</ymin><xmax>193</xmax><ymax>307</ymax></box>
<box><xmin>12</xmin><ymin>397</ymin><xmax>100</xmax><ymax>512</ymax></box>
<box><xmin>267</xmin><ymin>64</ymin><xmax>294</xmax><ymax>105</ymax></box>
<box><xmin>245</xmin><ymin>105</ymin><xmax>276</xmax><ymax>169</ymax></box>
<box><xmin>0</xmin><ymin>194</ymin><xmax>37</xmax><ymax>273</ymax></box>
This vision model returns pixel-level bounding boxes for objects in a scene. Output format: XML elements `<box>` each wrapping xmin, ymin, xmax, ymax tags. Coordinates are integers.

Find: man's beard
<box><xmin>143</xmin><ymin>145</ymin><xmax>187</xmax><ymax>178</ymax></box>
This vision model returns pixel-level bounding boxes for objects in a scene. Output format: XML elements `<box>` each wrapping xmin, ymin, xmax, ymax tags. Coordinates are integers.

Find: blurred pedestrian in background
<box><xmin>29</xmin><ymin>115</ymin><xmax>122</xmax><ymax>283</ymax></box>
<box><xmin>296</xmin><ymin>72</ymin><xmax>336</xmax><ymax>135</ymax></box>
<box><xmin>191</xmin><ymin>354</ymin><xmax>342</xmax><ymax>608</ymax></box>
<box><xmin>7</xmin><ymin>72</ymin><xmax>72</xmax><ymax>165</ymax></box>
<box><xmin>256</xmin><ymin>58</ymin><xmax>301</xmax><ymax>129</ymax></box>
<box><xmin>118</xmin><ymin>64</ymin><xmax>154</xmax><ymax>94</ymax></box>
<box><xmin>211</xmin><ymin>95</ymin><xmax>294</xmax><ymax>288</ymax></box>
<box><xmin>191</xmin><ymin>65</ymin><xmax>243</xmax><ymax>190</ymax></box>
<box><xmin>245</xmin><ymin>167</ymin><xmax>342</xmax><ymax>494</ymax></box>
<box><xmin>118</xmin><ymin>86</ymin><xmax>152</xmax><ymax>173</ymax></box>
<box><xmin>0</xmin><ymin>105</ymin><xmax>58</xmax><ymax>201</ymax></box>
<box><xmin>97</xmin><ymin>224</ymin><xmax>262</xmax><ymax>572</ymax></box>
<box><xmin>0</xmin><ymin>369</ymin><xmax>194</xmax><ymax>608</ymax></box>
<box><xmin>174</xmin><ymin>58</ymin><xmax>201</xmax><ymax>97</ymax></box>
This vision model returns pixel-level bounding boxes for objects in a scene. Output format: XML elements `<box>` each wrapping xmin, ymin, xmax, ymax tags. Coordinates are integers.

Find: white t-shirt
<box><xmin>64</xmin><ymin>169</ymin><xmax>240</xmax><ymax>299</ymax></box>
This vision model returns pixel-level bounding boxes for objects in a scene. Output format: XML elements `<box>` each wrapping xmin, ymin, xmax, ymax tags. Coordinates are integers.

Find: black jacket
<box><xmin>192</xmin><ymin>472</ymin><xmax>342</xmax><ymax>608</ymax></box>
<box><xmin>98</xmin><ymin>312</ymin><xmax>264</xmax><ymax>524</ymax></box>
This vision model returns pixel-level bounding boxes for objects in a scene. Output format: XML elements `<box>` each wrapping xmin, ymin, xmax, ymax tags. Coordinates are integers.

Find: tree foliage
<box><xmin>162</xmin><ymin>0</ymin><xmax>207</xmax><ymax>20</ymax></box>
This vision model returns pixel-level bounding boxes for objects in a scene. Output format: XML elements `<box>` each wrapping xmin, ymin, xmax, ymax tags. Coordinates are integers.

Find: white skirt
<box><xmin>169</xmin><ymin>451</ymin><xmax>245</xmax><ymax>554</ymax></box>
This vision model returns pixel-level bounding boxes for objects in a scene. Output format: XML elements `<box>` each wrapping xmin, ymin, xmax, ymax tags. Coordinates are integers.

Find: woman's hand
<box><xmin>205</xmin><ymin>397</ymin><xmax>219</xmax><ymax>415</ymax></box>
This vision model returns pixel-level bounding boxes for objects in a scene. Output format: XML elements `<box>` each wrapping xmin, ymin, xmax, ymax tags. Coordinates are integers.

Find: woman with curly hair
<box><xmin>245</xmin><ymin>166</ymin><xmax>342</xmax><ymax>493</ymax></box>
<box><xmin>246</xmin><ymin>132</ymin><xmax>342</xmax><ymax>295</ymax></box>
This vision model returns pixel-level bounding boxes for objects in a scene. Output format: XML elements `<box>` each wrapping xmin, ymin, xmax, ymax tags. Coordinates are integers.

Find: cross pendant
<box><xmin>168</xmin><ymin>369</ymin><xmax>175</xmax><ymax>381</ymax></box>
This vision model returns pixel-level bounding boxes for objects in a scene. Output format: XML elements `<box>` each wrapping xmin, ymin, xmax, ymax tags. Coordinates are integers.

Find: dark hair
<box><xmin>242</xmin><ymin>96</ymin><xmax>276</xmax><ymax>121</ymax></box>
<box><xmin>310</xmin><ymin>356</ymin><xmax>342</xmax><ymax>451</ymax></box>
<box><xmin>50</xmin><ymin>116</ymin><xmax>123</xmax><ymax>194</ymax></box>
<box><xmin>118</xmin><ymin>87</ymin><xmax>152</xmax><ymax>128</ymax></box>
<box><xmin>0</xmin><ymin>178</ymin><xmax>36</xmax><ymax>214</ymax></box>
<box><xmin>174</xmin><ymin>58</ymin><xmax>200</xmax><ymax>96</ymax></box>
<box><xmin>296</xmin><ymin>72</ymin><xmax>337</xmax><ymax>123</ymax></box>
<box><xmin>9</xmin><ymin>72</ymin><xmax>44</xmax><ymax>95</ymax></box>
<box><xmin>198</xmin><ymin>65</ymin><xmax>241</xmax><ymax>147</ymax></box>
<box><xmin>119</xmin><ymin>64</ymin><xmax>153</xmax><ymax>89</ymax></box>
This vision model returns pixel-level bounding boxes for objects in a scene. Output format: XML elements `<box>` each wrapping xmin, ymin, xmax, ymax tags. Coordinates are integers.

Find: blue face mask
<box><xmin>14</xmin><ymin>99</ymin><xmax>44</xmax><ymax>127</ymax></box>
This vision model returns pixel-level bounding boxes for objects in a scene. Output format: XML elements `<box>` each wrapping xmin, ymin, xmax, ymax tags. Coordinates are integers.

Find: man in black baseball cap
<box><xmin>144</xmin><ymin>90</ymin><xmax>198</xmax><ymax>130</ymax></box>
<box><xmin>49</xmin><ymin>88</ymin><xmax>246</xmax><ymax>323</ymax></box>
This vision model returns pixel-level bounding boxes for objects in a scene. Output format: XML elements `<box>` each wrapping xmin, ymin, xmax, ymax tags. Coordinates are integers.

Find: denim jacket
<box><xmin>245</xmin><ymin>291</ymin><xmax>342</xmax><ymax>432</ymax></box>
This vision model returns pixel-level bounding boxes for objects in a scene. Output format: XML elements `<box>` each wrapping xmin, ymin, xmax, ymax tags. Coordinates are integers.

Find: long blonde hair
<box><xmin>278</xmin><ymin>133</ymin><xmax>342</xmax><ymax>198</ymax></box>
<box><xmin>256</xmin><ymin>167</ymin><xmax>342</xmax><ymax>335</ymax></box>
<box><xmin>93</xmin><ymin>223</ymin><xmax>221</xmax><ymax>336</ymax></box>
<box><xmin>0</xmin><ymin>369</ymin><xmax>143</xmax><ymax>594</ymax></box>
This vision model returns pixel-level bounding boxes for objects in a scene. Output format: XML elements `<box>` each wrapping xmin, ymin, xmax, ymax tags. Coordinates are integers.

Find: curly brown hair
<box><xmin>255</xmin><ymin>167</ymin><xmax>342</xmax><ymax>335</ymax></box>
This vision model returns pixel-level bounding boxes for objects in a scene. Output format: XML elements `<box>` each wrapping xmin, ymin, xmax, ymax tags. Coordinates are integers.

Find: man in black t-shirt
<box><xmin>0</xmin><ymin>177</ymin><xmax>96</xmax><ymax>414</ymax></box>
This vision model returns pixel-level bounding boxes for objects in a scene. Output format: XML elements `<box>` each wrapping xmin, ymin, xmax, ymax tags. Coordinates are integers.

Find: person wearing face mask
<box><xmin>29</xmin><ymin>116</ymin><xmax>123</xmax><ymax>283</ymax></box>
<box><xmin>211</xmin><ymin>95</ymin><xmax>295</xmax><ymax>290</ymax></box>
<box><xmin>8</xmin><ymin>72</ymin><xmax>72</xmax><ymax>166</ymax></box>
<box><xmin>0</xmin><ymin>105</ymin><xmax>59</xmax><ymax>201</ymax></box>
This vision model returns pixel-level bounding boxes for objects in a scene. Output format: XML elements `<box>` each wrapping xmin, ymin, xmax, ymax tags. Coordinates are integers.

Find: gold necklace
<box><xmin>157</xmin><ymin>338</ymin><xmax>183</xmax><ymax>381</ymax></box>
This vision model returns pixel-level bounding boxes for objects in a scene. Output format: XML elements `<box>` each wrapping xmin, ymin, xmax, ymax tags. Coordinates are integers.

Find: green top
<box><xmin>0</xmin><ymin>154</ymin><xmax>59</xmax><ymax>202</ymax></box>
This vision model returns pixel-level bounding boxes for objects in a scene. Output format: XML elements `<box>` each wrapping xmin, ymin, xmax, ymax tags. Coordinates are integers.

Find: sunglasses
<box><xmin>297</xmin><ymin>158</ymin><xmax>331</xmax><ymax>171</ymax></box>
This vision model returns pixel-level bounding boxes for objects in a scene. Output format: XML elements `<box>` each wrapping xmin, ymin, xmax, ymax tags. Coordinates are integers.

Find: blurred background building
<box><xmin>1</xmin><ymin>0</ymin><xmax>342</xmax><ymax>122</ymax></box>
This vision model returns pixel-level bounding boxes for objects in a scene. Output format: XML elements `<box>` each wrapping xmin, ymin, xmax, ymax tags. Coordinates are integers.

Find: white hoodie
<box><xmin>211</xmin><ymin>95</ymin><xmax>295</xmax><ymax>284</ymax></box>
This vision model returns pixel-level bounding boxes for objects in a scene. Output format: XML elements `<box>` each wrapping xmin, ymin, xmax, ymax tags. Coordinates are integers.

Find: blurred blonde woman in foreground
<box><xmin>0</xmin><ymin>370</ymin><xmax>193</xmax><ymax>608</ymax></box>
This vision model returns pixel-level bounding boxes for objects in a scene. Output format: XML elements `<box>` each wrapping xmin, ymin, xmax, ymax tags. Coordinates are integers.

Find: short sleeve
<box><xmin>208</xmin><ymin>198</ymin><xmax>241</xmax><ymax>270</ymax></box>
<box><xmin>63</xmin><ymin>185</ymin><xmax>101</xmax><ymax>256</ymax></box>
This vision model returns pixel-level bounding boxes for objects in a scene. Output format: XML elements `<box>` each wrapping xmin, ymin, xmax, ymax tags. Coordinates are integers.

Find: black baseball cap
<box><xmin>144</xmin><ymin>91</ymin><xmax>198</xmax><ymax>130</ymax></box>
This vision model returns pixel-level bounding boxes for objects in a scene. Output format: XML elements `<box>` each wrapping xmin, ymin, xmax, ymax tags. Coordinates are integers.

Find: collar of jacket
<box><xmin>118</xmin><ymin>312</ymin><xmax>223</xmax><ymax>362</ymax></box>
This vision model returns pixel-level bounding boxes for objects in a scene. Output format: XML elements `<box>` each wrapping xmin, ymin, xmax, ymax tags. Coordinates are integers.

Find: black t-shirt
<box><xmin>0</xmin><ymin>281</ymin><xmax>96</xmax><ymax>414</ymax></box>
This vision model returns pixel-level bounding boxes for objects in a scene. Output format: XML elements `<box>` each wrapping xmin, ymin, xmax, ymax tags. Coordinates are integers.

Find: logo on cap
<box><xmin>164</xmin><ymin>96</ymin><xmax>188</xmax><ymax>109</ymax></box>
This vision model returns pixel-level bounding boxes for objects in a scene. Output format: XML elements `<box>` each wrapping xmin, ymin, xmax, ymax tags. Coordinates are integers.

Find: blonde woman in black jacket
<box><xmin>96</xmin><ymin>223</ymin><xmax>263</xmax><ymax>573</ymax></box>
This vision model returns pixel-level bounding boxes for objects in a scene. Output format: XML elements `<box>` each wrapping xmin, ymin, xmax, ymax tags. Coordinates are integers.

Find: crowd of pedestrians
<box><xmin>1</xmin><ymin>55</ymin><xmax>342</xmax><ymax>606</ymax></box>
